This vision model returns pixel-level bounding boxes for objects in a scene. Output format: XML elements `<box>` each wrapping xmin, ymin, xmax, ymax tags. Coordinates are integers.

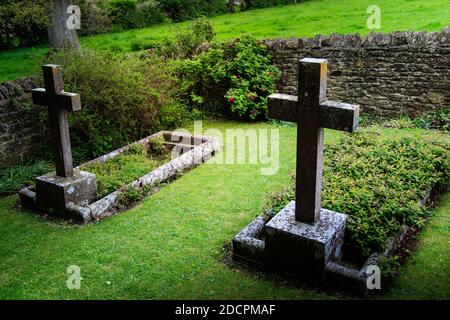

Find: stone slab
<box><xmin>35</xmin><ymin>169</ymin><xmax>97</xmax><ymax>220</ymax></box>
<box><xmin>265</xmin><ymin>201</ymin><xmax>347</xmax><ymax>278</ymax></box>
<box><xmin>232</xmin><ymin>216</ymin><xmax>266</xmax><ymax>264</ymax></box>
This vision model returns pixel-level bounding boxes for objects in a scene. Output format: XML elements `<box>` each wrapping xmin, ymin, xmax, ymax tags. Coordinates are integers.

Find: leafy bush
<box><xmin>139</xmin><ymin>0</ymin><xmax>167</xmax><ymax>25</ymax></box>
<box><xmin>39</xmin><ymin>48</ymin><xmax>189</xmax><ymax>162</ymax></box>
<box><xmin>156</xmin><ymin>17</ymin><xmax>215</xmax><ymax>58</ymax></box>
<box><xmin>108</xmin><ymin>0</ymin><xmax>166</xmax><ymax>31</ymax></box>
<box><xmin>158</xmin><ymin>0</ymin><xmax>227</xmax><ymax>22</ymax></box>
<box><xmin>108</xmin><ymin>0</ymin><xmax>144</xmax><ymax>30</ymax></box>
<box><xmin>0</xmin><ymin>0</ymin><xmax>48</xmax><ymax>50</ymax></box>
<box><xmin>173</xmin><ymin>35</ymin><xmax>280</xmax><ymax>120</ymax></box>
<box><xmin>229</xmin><ymin>0</ymin><xmax>300</xmax><ymax>12</ymax></box>
<box><xmin>75</xmin><ymin>0</ymin><xmax>111</xmax><ymax>36</ymax></box>
<box><xmin>264</xmin><ymin>129</ymin><xmax>450</xmax><ymax>257</ymax></box>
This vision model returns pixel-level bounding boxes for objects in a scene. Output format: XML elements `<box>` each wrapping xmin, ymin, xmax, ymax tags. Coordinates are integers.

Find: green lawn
<box><xmin>1</xmin><ymin>0</ymin><xmax>449</xmax><ymax>82</ymax></box>
<box><xmin>0</xmin><ymin>121</ymin><xmax>448</xmax><ymax>299</ymax></box>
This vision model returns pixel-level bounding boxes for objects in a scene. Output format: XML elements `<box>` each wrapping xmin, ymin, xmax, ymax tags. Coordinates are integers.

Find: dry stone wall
<box><xmin>0</xmin><ymin>77</ymin><xmax>45</xmax><ymax>168</ymax></box>
<box><xmin>264</xmin><ymin>29</ymin><xmax>449</xmax><ymax>116</ymax></box>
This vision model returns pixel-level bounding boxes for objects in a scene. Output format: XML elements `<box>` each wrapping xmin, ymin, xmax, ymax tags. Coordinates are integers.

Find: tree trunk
<box><xmin>48</xmin><ymin>0</ymin><xmax>80</xmax><ymax>49</ymax></box>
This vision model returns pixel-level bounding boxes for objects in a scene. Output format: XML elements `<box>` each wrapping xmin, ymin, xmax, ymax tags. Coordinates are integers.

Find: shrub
<box><xmin>139</xmin><ymin>0</ymin><xmax>166</xmax><ymax>25</ymax></box>
<box><xmin>173</xmin><ymin>35</ymin><xmax>280</xmax><ymax>120</ymax></box>
<box><xmin>75</xmin><ymin>0</ymin><xmax>111</xmax><ymax>36</ymax></box>
<box><xmin>108</xmin><ymin>0</ymin><xmax>144</xmax><ymax>30</ymax></box>
<box><xmin>0</xmin><ymin>0</ymin><xmax>48</xmax><ymax>50</ymax></box>
<box><xmin>241</xmin><ymin>0</ymin><xmax>300</xmax><ymax>10</ymax></box>
<box><xmin>39</xmin><ymin>49</ymin><xmax>189</xmax><ymax>162</ymax></box>
<box><xmin>264</xmin><ymin>129</ymin><xmax>450</xmax><ymax>257</ymax></box>
<box><xmin>158</xmin><ymin>0</ymin><xmax>227</xmax><ymax>22</ymax></box>
<box><xmin>156</xmin><ymin>17</ymin><xmax>215</xmax><ymax>58</ymax></box>
<box><xmin>108</xmin><ymin>0</ymin><xmax>166</xmax><ymax>31</ymax></box>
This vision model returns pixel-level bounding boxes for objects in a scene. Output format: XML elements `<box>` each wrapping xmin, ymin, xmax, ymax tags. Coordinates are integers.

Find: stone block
<box><xmin>265</xmin><ymin>201</ymin><xmax>347</xmax><ymax>279</ymax></box>
<box><xmin>232</xmin><ymin>216</ymin><xmax>266</xmax><ymax>264</ymax></box>
<box><xmin>35</xmin><ymin>170</ymin><xmax>97</xmax><ymax>221</ymax></box>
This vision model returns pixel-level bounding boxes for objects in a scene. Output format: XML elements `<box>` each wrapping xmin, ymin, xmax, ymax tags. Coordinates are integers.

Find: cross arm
<box><xmin>320</xmin><ymin>101</ymin><xmax>360</xmax><ymax>132</ymax></box>
<box><xmin>32</xmin><ymin>88</ymin><xmax>81</xmax><ymax>112</ymax></box>
<box><xmin>268</xmin><ymin>94</ymin><xmax>360</xmax><ymax>132</ymax></box>
<box><xmin>267</xmin><ymin>93</ymin><xmax>298</xmax><ymax>122</ymax></box>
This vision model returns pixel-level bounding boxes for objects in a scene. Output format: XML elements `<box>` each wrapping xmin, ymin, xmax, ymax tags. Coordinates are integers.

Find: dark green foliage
<box><xmin>264</xmin><ymin>129</ymin><xmax>450</xmax><ymax>257</ymax></box>
<box><xmin>0</xmin><ymin>0</ymin><xmax>48</xmax><ymax>50</ymax></box>
<box><xmin>156</xmin><ymin>17</ymin><xmax>215</xmax><ymax>58</ymax></box>
<box><xmin>108</xmin><ymin>0</ymin><xmax>146</xmax><ymax>30</ymax></box>
<box><xmin>39</xmin><ymin>48</ymin><xmax>189</xmax><ymax>162</ymax></box>
<box><xmin>364</xmin><ymin>109</ymin><xmax>450</xmax><ymax>132</ymax></box>
<box><xmin>0</xmin><ymin>159</ymin><xmax>52</xmax><ymax>196</ymax></box>
<box><xmin>108</xmin><ymin>0</ymin><xmax>166</xmax><ymax>31</ymax></box>
<box><xmin>158</xmin><ymin>0</ymin><xmax>227</xmax><ymax>22</ymax></box>
<box><xmin>140</xmin><ymin>0</ymin><xmax>168</xmax><ymax>25</ymax></box>
<box><xmin>75</xmin><ymin>0</ymin><xmax>111</xmax><ymax>36</ymax></box>
<box><xmin>378</xmin><ymin>255</ymin><xmax>401</xmax><ymax>280</ymax></box>
<box><xmin>148</xmin><ymin>135</ymin><xmax>168</xmax><ymax>157</ymax></box>
<box><xmin>230</xmin><ymin>0</ymin><xmax>301</xmax><ymax>12</ymax></box>
<box><xmin>247</xmin><ymin>0</ymin><xmax>300</xmax><ymax>9</ymax></box>
<box><xmin>411</xmin><ymin>108</ymin><xmax>449</xmax><ymax>131</ymax></box>
<box><xmin>173</xmin><ymin>35</ymin><xmax>280</xmax><ymax>120</ymax></box>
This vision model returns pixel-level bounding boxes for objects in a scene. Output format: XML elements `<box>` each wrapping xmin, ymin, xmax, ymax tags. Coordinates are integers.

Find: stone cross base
<box><xmin>265</xmin><ymin>201</ymin><xmax>347</xmax><ymax>279</ymax></box>
<box><xmin>20</xmin><ymin>169</ymin><xmax>97</xmax><ymax>222</ymax></box>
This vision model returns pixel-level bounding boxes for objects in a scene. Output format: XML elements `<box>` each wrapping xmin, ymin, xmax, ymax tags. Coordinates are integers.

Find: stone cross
<box><xmin>32</xmin><ymin>64</ymin><xmax>81</xmax><ymax>178</ymax></box>
<box><xmin>268</xmin><ymin>58</ymin><xmax>360</xmax><ymax>225</ymax></box>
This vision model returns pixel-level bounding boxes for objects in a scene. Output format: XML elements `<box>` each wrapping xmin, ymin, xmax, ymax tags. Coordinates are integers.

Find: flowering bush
<box><xmin>223</xmin><ymin>38</ymin><xmax>280</xmax><ymax>119</ymax></box>
<box><xmin>174</xmin><ymin>36</ymin><xmax>280</xmax><ymax>120</ymax></box>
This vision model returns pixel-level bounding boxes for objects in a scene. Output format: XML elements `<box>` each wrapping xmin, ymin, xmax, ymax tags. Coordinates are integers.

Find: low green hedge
<box><xmin>264</xmin><ymin>128</ymin><xmax>450</xmax><ymax>257</ymax></box>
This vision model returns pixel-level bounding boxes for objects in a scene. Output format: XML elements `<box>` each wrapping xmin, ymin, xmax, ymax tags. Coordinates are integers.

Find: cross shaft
<box><xmin>268</xmin><ymin>58</ymin><xmax>360</xmax><ymax>224</ymax></box>
<box><xmin>32</xmin><ymin>65</ymin><xmax>81</xmax><ymax>178</ymax></box>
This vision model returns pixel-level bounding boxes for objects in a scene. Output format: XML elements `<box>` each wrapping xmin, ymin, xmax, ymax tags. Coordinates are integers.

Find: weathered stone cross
<box><xmin>268</xmin><ymin>58</ymin><xmax>360</xmax><ymax>225</ymax></box>
<box><xmin>32</xmin><ymin>65</ymin><xmax>81</xmax><ymax>178</ymax></box>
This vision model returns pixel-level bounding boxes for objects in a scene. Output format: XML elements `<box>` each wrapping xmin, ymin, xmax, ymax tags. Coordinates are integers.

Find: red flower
<box><xmin>236</xmin><ymin>74</ymin><xmax>241</xmax><ymax>79</ymax></box>
<box><xmin>268</xmin><ymin>71</ymin><xmax>273</xmax><ymax>77</ymax></box>
<box><xmin>249</xmin><ymin>95</ymin><xmax>255</xmax><ymax>101</ymax></box>
<box><xmin>229</xmin><ymin>97</ymin><xmax>236</xmax><ymax>103</ymax></box>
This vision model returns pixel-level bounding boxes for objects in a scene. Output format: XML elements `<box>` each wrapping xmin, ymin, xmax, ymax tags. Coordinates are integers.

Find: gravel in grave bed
<box><xmin>80</xmin><ymin>142</ymin><xmax>172</xmax><ymax>200</ymax></box>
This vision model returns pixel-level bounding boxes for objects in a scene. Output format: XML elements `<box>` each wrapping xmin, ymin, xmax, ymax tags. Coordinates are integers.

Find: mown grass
<box><xmin>0</xmin><ymin>120</ymin><xmax>448</xmax><ymax>299</ymax></box>
<box><xmin>0</xmin><ymin>0</ymin><xmax>448</xmax><ymax>82</ymax></box>
<box><xmin>382</xmin><ymin>192</ymin><xmax>450</xmax><ymax>299</ymax></box>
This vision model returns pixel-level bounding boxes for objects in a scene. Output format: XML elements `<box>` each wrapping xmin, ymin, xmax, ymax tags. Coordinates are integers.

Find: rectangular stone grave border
<box><xmin>19</xmin><ymin>130</ymin><xmax>220</xmax><ymax>223</ymax></box>
<box><xmin>232</xmin><ymin>187</ymin><xmax>436</xmax><ymax>296</ymax></box>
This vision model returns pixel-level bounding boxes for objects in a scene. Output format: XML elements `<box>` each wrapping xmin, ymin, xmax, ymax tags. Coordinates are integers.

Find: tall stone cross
<box><xmin>268</xmin><ymin>58</ymin><xmax>360</xmax><ymax>225</ymax></box>
<box><xmin>32</xmin><ymin>65</ymin><xmax>81</xmax><ymax>178</ymax></box>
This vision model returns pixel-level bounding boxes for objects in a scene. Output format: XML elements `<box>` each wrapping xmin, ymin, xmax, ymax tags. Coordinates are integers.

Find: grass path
<box><xmin>0</xmin><ymin>121</ymin><xmax>448</xmax><ymax>299</ymax></box>
<box><xmin>382</xmin><ymin>192</ymin><xmax>450</xmax><ymax>299</ymax></box>
<box><xmin>1</xmin><ymin>0</ymin><xmax>449</xmax><ymax>82</ymax></box>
